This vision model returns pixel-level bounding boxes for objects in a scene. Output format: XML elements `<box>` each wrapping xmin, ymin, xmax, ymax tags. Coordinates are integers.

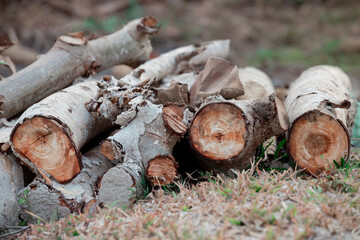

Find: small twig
<box><xmin>0</xmin><ymin>226</ymin><xmax>30</xmax><ymax>238</ymax></box>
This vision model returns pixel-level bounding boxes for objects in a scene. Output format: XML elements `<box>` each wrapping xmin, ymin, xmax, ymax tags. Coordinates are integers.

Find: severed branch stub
<box><xmin>0</xmin><ymin>17</ymin><xmax>158</xmax><ymax>120</ymax></box>
<box><xmin>284</xmin><ymin>65</ymin><xmax>355</xmax><ymax>176</ymax></box>
<box><xmin>11</xmin><ymin>81</ymin><xmax>113</xmax><ymax>183</ymax></box>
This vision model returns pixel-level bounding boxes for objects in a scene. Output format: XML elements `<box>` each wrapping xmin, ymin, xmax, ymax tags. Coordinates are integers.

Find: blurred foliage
<box><xmin>79</xmin><ymin>0</ymin><xmax>144</xmax><ymax>34</ymax></box>
<box><xmin>351</xmin><ymin>102</ymin><xmax>360</xmax><ymax>147</ymax></box>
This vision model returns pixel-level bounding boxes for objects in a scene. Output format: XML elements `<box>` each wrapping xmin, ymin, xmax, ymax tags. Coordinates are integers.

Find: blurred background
<box><xmin>1</xmin><ymin>0</ymin><xmax>359</xmax><ymax>97</ymax></box>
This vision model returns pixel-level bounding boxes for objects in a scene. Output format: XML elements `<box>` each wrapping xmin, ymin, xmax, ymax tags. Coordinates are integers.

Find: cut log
<box><xmin>11</xmin><ymin>81</ymin><xmax>113</xmax><ymax>183</ymax></box>
<box><xmin>189</xmin><ymin>94</ymin><xmax>289</xmax><ymax>170</ymax></box>
<box><xmin>88</xmin><ymin>40</ymin><xmax>230</xmax><ymax>122</ymax></box>
<box><xmin>98</xmin><ymin>101</ymin><xmax>187</xmax><ymax>207</ymax></box>
<box><xmin>0</xmin><ymin>17</ymin><xmax>157</xmax><ymax>120</ymax></box>
<box><xmin>18</xmin><ymin>146</ymin><xmax>113</xmax><ymax>224</ymax></box>
<box><xmin>100</xmin><ymin>101</ymin><xmax>185</xmax><ymax>181</ymax></box>
<box><xmin>284</xmin><ymin>65</ymin><xmax>355</xmax><ymax>176</ymax></box>
<box><xmin>0</xmin><ymin>153</ymin><xmax>23</xmax><ymax>226</ymax></box>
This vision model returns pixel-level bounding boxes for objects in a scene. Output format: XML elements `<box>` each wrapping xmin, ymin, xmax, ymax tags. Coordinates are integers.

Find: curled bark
<box><xmin>0</xmin><ymin>17</ymin><xmax>157</xmax><ymax>120</ymax></box>
<box><xmin>284</xmin><ymin>65</ymin><xmax>355</xmax><ymax>175</ymax></box>
<box><xmin>88</xmin><ymin>40</ymin><xmax>230</xmax><ymax>122</ymax></box>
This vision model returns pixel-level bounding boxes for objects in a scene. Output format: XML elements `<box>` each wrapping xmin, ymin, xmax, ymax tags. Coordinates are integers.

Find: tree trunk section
<box><xmin>11</xmin><ymin>81</ymin><xmax>113</xmax><ymax>183</ymax></box>
<box><xmin>18</xmin><ymin>146</ymin><xmax>113</xmax><ymax>224</ymax></box>
<box><xmin>189</xmin><ymin>94</ymin><xmax>289</xmax><ymax>170</ymax></box>
<box><xmin>284</xmin><ymin>65</ymin><xmax>355</xmax><ymax>176</ymax></box>
<box><xmin>0</xmin><ymin>17</ymin><xmax>157</xmax><ymax>120</ymax></box>
<box><xmin>0</xmin><ymin>153</ymin><xmax>23</xmax><ymax>226</ymax></box>
<box><xmin>98</xmin><ymin>102</ymin><xmax>187</xmax><ymax>207</ymax></box>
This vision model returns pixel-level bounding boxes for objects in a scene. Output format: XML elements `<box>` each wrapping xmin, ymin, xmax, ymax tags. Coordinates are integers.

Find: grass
<box><xmin>18</xmin><ymin>152</ymin><xmax>360</xmax><ymax>239</ymax></box>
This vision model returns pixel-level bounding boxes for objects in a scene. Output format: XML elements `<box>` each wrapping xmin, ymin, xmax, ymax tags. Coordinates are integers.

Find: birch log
<box><xmin>18</xmin><ymin>146</ymin><xmax>113</xmax><ymax>224</ymax></box>
<box><xmin>88</xmin><ymin>40</ymin><xmax>230</xmax><ymax>122</ymax></box>
<box><xmin>284</xmin><ymin>65</ymin><xmax>355</xmax><ymax>175</ymax></box>
<box><xmin>0</xmin><ymin>153</ymin><xmax>23</xmax><ymax>226</ymax></box>
<box><xmin>11</xmin><ymin>81</ymin><xmax>113</xmax><ymax>183</ymax></box>
<box><xmin>0</xmin><ymin>17</ymin><xmax>157</xmax><ymax>120</ymax></box>
<box><xmin>189</xmin><ymin>94</ymin><xmax>289</xmax><ymax>170</ymax></box>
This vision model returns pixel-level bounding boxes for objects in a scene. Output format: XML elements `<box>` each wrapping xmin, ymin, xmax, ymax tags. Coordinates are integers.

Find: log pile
<box><xmin>0</xmin><ymin>17</ymin><xmax>356</xmax><ymax>226</ymax></box>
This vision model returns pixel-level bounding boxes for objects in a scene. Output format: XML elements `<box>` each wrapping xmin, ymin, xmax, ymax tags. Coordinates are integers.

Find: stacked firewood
<box><xmin>0</xmin><ymin>17</ymin><xmax>355</xmax><ymax>225</ymax></box>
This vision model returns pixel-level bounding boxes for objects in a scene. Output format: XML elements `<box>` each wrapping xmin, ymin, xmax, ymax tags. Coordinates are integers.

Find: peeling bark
<box><xmin>284</xmin><ymin>65</ymin><xmax>355</xmax><ymax>176</ymax></box>
<box><xmin>189</xmin><ymin>94</ymin><xmax>289</xmax><ymax>170</ymax></box>
<box><xmin>190</xmin><ymin>57</ymin><xmax>244</xmax><ymax>106</ymax></box>
<box><xmin>0</xmin><ymin>17</ymin><xmax>157</xmax><ymax>120</ymax></box>
<box><xmin>88</xmin><ymin>40</ymin><xmax>230</xmax><ymax>122</ymax></box>
<box><xmin>11</xmin><ymin>81</ymin><xmax>113</xmax><ymax>183</ymax></box>
<box><xmin>18</xmin><ymin>146</ymin><xmax>113</xmax><ymax>223</ymax></box>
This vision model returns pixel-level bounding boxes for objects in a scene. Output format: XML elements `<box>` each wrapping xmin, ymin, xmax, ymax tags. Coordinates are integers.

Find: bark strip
<box><xmin>88</xmin><ymin>40</ymin><xmax>230</xmax><ymax>122</ymax></box>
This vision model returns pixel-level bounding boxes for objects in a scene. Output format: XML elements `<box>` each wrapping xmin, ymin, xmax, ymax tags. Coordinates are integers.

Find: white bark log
<box><xmin>284</xmin><ymin>65</ymin><xmax>355</xmax><ymax>175</ymax></box>
<box><xmin>11</xmin><ymin>81</ymin><xmax>113</xmax><ymax>183</ymax></box>
<box><xmin>89</xmin><ymin>40</ymin><xmax>230</xmax><ymax>122</ymax></box>
<box><xmin>0</xmin><ymin>153</ymin><xmax>23</xmax><ymax>226</ymax></box>
<box><xmin>189</xmin><ymin>94</ymin><xmax>289</xmax><ymax>170</ymax></box>
<box><xmin>0</xmin><ymin>17</ymin><xmax>156</xmax><ymax>120</ymax></box>
<box><xmin>18</xmin><ymin>146</ymin><xmax>113</xmax><ymax>223</ymax></box>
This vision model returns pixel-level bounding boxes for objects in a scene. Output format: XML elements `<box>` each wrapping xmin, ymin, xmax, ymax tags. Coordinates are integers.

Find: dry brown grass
<box><xmin>18</xmin><ymin>153</ymin><xmax>360</xmax><ymax>240</ymax></box>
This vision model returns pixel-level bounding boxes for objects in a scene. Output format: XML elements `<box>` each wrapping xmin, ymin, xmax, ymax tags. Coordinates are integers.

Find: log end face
<box><xmin>97</xmin><ymin>166</ymin><xmax>135</xmax><ymax>208</ymax></box>
<box><xmin>289</xmin><ymin>111</ymin><xmax>349</xmax><ymax>175</ymax></box>
<box><xmin>189</xmin><ymin>103</ymin><xmax>246</xmax><ymax>161</ymax></box>
<box><xmin>11</xmin><ymin>117</ymin><xmax>81</xmax><ymax>183</ymax></box>
<box><xmin>146</xmin><ymin>155</ymin><xmax>178</xmax><ymax>186</ymax></box>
